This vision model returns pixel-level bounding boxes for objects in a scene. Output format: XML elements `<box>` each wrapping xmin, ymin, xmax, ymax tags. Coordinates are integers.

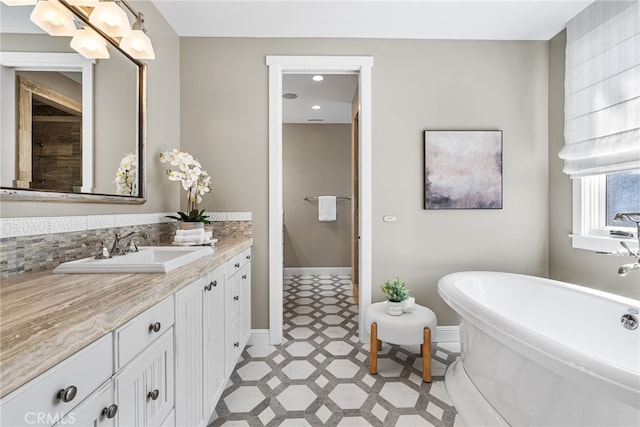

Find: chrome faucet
<box><xmin>110</xmin><ymin>230</ymin><xmax>150</xmax><ymax>256</ymax></box>
<box><xmin>613</xmin><ymin>212</ymin><xmax>640</xmax><ymax>277</ymax></box>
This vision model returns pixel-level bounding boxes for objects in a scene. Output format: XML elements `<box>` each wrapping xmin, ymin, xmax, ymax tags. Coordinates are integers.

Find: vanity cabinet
<box><xmin>0</xmin><ymin>333</ymin><xmax>113</xmax><ymax>427</ymax></box>
<box><xmin>52</xmin><ymin>381</ymin><xmax>116</xmax><ymax>427</ymax></box>
<box><xmin>0</xmin><ymin>244</ymin><xmax>251</xmax><ymax>427</ymax></box>
<box><xmin>114</xmin><ymin>329</ymin><xmax>174</xmax><ymax>427</ymax></box>
<box><xmin>174</xmin><ymin>248</ymin><xmax>251</xmax><ymax>426</ymax></box>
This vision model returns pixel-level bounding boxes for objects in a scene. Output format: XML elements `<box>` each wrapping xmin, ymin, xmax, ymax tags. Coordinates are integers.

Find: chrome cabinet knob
<box><xmin>235</xmin><ymin>263</ymin><xmax>240</xmax><ymax>268</ymax></box>
<box><xmin>57</xmin><ymin>385</ymin><xmax>77</xmax><ymax>402</ymax></box>
<box><xmin>242</xmin><ymin>274</ymin><xmax>247</xmax><ymax>279</ymax></box>
<box><xmin>149</xmin><ymin>322</ymin><xmax>161</xmax><ymax>333</ymax></box>
<box><xmin>233</xmin><ymin>295</ymin><xmax>239</xmax><ymax>301</ymax></box>
<box><xmin>234</xmin><ymin>342</ymin><xmax>239</xmax><ymax>348</ymax></box>
<box><xmin>147</xmin><ymin>389</ymin><xmax>160</xmax><ymax>401</ymax></box>
<box><xmin>246</xmin><ymin>255</ymin><xmax>251</xmax><ymax>260</ymax></box>
<box><xmin>102</xmin><ymin>404</ymin><xmax>118</xmax><ymax>419</ymax></box>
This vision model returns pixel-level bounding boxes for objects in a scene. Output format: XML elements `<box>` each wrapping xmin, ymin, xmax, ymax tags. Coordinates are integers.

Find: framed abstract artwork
<box><xmin>424</xmin><ymin>130</ymin><xmax>503</xmax><ymax>210</ymax></box>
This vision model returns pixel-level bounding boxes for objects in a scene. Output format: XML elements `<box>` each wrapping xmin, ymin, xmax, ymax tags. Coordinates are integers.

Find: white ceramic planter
<box><xmin>386</xmin><ymin>301</ymin><xmax>404</xmax><ymax>316</ymax></box>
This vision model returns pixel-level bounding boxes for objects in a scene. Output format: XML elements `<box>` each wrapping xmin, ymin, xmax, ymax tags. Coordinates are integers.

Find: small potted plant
<box><xmin>381</xmin><ymin>277</ymin><xmax>410</xmax><ymax>316</ymax></box>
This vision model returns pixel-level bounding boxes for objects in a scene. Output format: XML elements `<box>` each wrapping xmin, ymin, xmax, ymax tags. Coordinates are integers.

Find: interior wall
<box><xmin>283</xmin><ymin>123</ymin><xmax>352</xmax><ymax>268</ymax></box>
<box><xmin>180</xmin><ymin>38</ymin><xmax>550</xmax><ymax>328</ymax></box>
<box><xmin>548</xmin><ymin>31</ymin><xmax>639</xmax><ymax>298</ymax></box>
<box><xmin>0</xmin><ymin>0</ymin><xmax>180</xmax><ymax>217</ymax></box>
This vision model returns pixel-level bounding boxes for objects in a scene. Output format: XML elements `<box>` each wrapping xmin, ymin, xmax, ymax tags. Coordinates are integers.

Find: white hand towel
<box><xmin>318</xmin><ymin>196</ymin><xmax>336</xmax><ymax>222</ymax></box>
<box><xmin>175</xmin><ymin>228</ymin><xmax>205</xmax><ymax>237</ymax></box>
<box><xmin>174</xmin><ymin>235</ymin><xmax>204</xmax><ymax>244</ymax></box>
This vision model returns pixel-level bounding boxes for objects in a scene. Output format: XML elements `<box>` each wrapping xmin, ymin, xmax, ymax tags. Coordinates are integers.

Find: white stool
<box><xmin>365</xmin><ymin>301</ymin><xmax>437</xmax><ymax>382</ymax></box>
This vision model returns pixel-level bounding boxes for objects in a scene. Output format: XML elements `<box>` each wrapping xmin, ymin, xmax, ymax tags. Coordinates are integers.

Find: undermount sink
<box><xmin>53</xmin><ymin>246</ymin><xmax>214</xmax><ymax>274</ymax></box>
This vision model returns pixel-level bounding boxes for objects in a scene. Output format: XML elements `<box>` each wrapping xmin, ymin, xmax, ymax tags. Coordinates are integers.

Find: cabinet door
<box><xmin>203</xmin><ymin>268</ymin><xmax>225</xmax><ymax>415</ymax></box>
<box><xmin>53</xmin><ymin>381</ymin><xmax>117</xmax><ymax>427</ymax></box>
<box><xmin>240</xmin><ymin>261</ymin><xmax>252</xmax><ymax>348</ymax></box>
<box><xmin>174</xmin><ymin>277</ymin><xmax>206</xmax><ymax>427</ymax></box>
<box><xmin>115</xmin><ymin>329</ymin><xmax>174</xmax><ymax>427</ymax></box>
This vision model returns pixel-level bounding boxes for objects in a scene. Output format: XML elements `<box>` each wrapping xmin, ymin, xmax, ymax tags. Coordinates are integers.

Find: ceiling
<box><xmin>150</xmin><ymin>0</ymin><xmax>592</xmax><ymax>124</ymax></box>
<box><xmin>150</xmin><ymin>0</ymin><xmax>593</xmax><ymax>40</ymax></box>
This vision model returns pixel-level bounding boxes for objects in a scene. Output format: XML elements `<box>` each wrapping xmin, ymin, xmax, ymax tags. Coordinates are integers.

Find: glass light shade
<box><xmin>89</xmin><ymin>1</ymin><xmax>131</xmax><ymax>37</ymax></box>
<box><xmin>1</xmin><ymin>0</ymin><xmax>37</xmax><ymax>5</ymax></box>
<box><xmin>65</xmin><ymin>0</ymin><xmax>98</xmax><ymax>6</ymax></box>
<box><xmin>70</xmin><ymin>28</ymin><xmax>109</xmax><ymax>59</ymax></box>
<box><xmin>119</xmin><ymin>29</ymin><xmax>155</xmax><ymax>59</ymax></box>
<box><xmin>30</xmin><ymin>0</ymin><xmax>76</xmax><ymax>36</ymax></box>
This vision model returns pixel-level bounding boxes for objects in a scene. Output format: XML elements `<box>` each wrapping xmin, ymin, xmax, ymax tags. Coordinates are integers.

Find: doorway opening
<box><xmin>267</xmin><ymin>55</ymin><xmax>373</xmax><ymax>344</ymax></box>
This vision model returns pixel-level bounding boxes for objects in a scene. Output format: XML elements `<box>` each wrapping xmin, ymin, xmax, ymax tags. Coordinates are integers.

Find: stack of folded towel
<box><xmin>173</xmin><ymin>227</ymin><xmax>213</xmax><ymax>245</ymax></box>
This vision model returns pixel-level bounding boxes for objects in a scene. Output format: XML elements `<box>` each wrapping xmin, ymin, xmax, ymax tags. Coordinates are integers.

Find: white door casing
<box><xmin>267</xmin><ymin>55</ymin><xmax>373</xmax><ymax>344</ymax></box>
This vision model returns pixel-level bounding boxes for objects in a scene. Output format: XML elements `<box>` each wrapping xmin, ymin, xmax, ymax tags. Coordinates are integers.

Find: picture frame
<box><xmin>424</xmin><ymin>130</ymin><xmax>503</xmax><ymax>210</ymax></box>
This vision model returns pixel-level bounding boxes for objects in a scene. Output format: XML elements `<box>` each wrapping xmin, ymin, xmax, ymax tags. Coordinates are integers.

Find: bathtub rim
<box><xmin>437</xmin><ymin>271</ymin><xmax>640</xmax><ymax>410</ymax></box>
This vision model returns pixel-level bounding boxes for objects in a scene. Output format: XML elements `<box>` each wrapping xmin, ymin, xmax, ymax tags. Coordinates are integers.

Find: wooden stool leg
<box><xmin>377</xmin><ymin>338</ymin><xmax>382</xmax><ymax>350</ymax></box>
<box><xmin>422</xmin><ymin>327</ymin><xmax>432</xmax><ymax>382</ymax></box>
<box><xmin>370</xmin><ymin>322</ymin><xmax>378</xmax><ymax>375</ymax></box>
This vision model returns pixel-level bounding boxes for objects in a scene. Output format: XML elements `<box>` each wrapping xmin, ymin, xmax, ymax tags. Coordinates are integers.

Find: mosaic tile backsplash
<box><xmin>0</xmin><ymin>213</ymin><xmax>252</xmax><ymax>278</ymax></box>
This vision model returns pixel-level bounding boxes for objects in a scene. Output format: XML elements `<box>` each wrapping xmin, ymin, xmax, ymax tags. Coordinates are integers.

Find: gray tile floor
<box><xmin>210</xmin><ymin>274</ymin><xmax>463</xmax><ymax>426</ymax></box>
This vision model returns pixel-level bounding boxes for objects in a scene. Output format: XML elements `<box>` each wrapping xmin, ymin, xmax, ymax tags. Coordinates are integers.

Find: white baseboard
<box><xmin>435</xmin><ymin>326</ymin><xmax>460</xmax><ymax>342</ymax></box>
<box><xmin>248</xmin><ymin>329</ymin><xmax>271</xmax><ymax>346</ymax></box>
<box><xmin>283</xmin><ymin>267</ymin><xmax>352</xmax><ymax>276</ymax></box>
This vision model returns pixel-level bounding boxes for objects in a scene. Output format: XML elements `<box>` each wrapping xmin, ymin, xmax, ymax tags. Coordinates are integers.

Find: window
<box><xmin>606</xmin><ymin>171</ymin><xmax>640</xmax><ymax>228</ymax></box>
<box><xmin>572</xmin><ymin>170</ymin><xmax>640</xmax><ymax>253</ymax></box>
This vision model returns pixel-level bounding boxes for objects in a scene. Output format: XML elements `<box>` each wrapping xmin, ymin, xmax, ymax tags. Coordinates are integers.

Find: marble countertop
<box><xmin>0</xmin><ymin>236</ymin><xmax>252</xmax><ymax>398</ymax></box>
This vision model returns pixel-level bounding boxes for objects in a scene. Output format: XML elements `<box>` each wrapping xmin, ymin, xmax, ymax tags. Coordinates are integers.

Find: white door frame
<box><xmin>266</xmin><ymin>55</ymin><xmax>373</xmax><ymax>344</ymax></box>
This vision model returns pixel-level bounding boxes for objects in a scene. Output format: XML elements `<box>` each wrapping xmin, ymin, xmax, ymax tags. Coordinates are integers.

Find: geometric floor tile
<box><xmin>210</xmin><ymin>274</ymin><xmax>461</xmax><ymax>427</ymax></box>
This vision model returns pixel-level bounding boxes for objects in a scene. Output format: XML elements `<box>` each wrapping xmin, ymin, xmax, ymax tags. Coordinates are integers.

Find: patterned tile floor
<box><xmin>210</xmin><ymin>274</ymin><xmax>464</xmax><ymax>427</ymax></box>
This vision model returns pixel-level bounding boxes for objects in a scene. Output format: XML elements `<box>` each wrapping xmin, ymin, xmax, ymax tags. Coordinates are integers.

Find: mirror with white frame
<box><xmin>0</xmin><ymin>2</ymin><xmax>146</xmax><ymax>203</ymax></box>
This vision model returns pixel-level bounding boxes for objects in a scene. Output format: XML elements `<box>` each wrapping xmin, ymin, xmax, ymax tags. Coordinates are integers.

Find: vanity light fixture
<box><xmin>30</xmin><ymin>0</ymin><xmax>76</xmax><ymax>36</ymax></box>
<box><xmin>312</xmin><ymin>75</ymin><xmax>324</xmax><ymax>82</ymax></box>
<box><xmin>70</xmin><ymin>26</ymin><xmax>109</xmax><ymax>58</ymax></box>
<box><xmin>119</xmin><ymin>13</ymin><xmax>155</xmax><ymax>59</ymax></box>
<box><xmin>65</xmin><ymin>0</ymin><xmax>98</xmax><ymax>6</ymax></box>
<box><xmin>311</xmin><ymin>105</ymin><xmax>321</xmax><ymax>110</ymax></box>
<box><xmin>0</xmin><ymin>0</ymin><xmax>37</xmax><ymax>5</ymax></box>
<box><xmin>89</xmin><ymin>0</ymin><xmax>131</xmax><ymax>37</ymax></box>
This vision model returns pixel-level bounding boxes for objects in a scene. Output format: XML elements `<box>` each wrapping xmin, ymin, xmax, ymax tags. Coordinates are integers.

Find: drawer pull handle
<box><xmin>242</xmin><ymin>274</ymin><xmax>247</xmax><ymax>279</ymax></box>
<box><xmin>102</xmin><ymin>404</ymin><xmax>118</xmax><ymax>419</ymax></box>
<box><xmin>246</xmin><ymin>255</ymin><xmax>251</xmax><ymax>260</ymax></box>
<box><xmin>205</xmin><ymin>280</ymin><xmax>218</xmax><ymax>291</ymax></box>
<box><xmin>57</xmin><ymin>385</ymin><xmax>78</xmax><ymax>403</ymax></box>
<box><xmin>235</xmin><ymin>263</ymin><xmax>240</xmax><ymax>268</ymax></box>
<box><xmin>233</xmin><ymin>295</ymin><xmax>239</xmax><ymax>301</ymax></box>
<box><xmin>234</xmin><ymin>342</ymin><xmax>239</xmax><ymax>348</ymax></box>
<box><xmin>147</xmin><ymin>389</ymin><xmax>160</xmax><ymax>401</ymax></box>
<box><xmin>149</xmin><ymin>322</ymin><xmax>161</xmax><ymax>333</ymax></box>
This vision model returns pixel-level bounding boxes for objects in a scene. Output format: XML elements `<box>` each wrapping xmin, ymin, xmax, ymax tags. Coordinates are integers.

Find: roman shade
<box><xmin>560</xmin><ymin>0</ymin><xmax>640</xmax><ymax>178</ymax></box>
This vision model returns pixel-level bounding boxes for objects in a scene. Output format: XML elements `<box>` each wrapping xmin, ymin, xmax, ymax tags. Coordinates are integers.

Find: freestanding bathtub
<box><xmin>437</xmin><ymin>271</ymin><xmax>640</xmax><ymax>426</ymax></box>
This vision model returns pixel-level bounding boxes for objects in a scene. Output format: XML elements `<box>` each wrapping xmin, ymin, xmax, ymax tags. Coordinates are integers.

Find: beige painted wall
<box><xmin>180</xmin><ymin>38</ymin><xmax>550</xmax><ymax>327</ymax></box>
<box><xmin>0</xmin><ymin>0</ymin><xmax>180</xmax><ymax>216</ymax></box>
<box><xmin>548</xmin><ymin>31</ymin><xmax>639</xmax><ymax>299</ymax></box>
<box><xmin>283</xmin><ymin>124</ymin><xmax>352</xmax><ymax>268</ymax></box>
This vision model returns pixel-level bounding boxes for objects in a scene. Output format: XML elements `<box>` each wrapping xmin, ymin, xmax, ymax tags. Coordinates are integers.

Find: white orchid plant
<box><xmin>159</xmin><ymin>149</ymin><xmax>212</xmax><ymax>223</ymax></box>
<box><xmin>113</xmin><ymin>152</ymin><xmax>137</xmax><ymax>196</ymax></box>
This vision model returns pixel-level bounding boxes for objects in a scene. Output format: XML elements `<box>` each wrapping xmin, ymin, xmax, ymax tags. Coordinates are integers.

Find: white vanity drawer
<box><xmin>226</xmin><ymin>248</ymin><xmax>251</xmax><ymax>277</ymax></box>
<box><xmin>114</xmin><ymin>296</ymin><xmax>174</xmax><ymax>370</ymax></box>
<box><xmin>0</xmin><ymin>333</ymin><xmax>113</xmax><ymax>427</ymax></box>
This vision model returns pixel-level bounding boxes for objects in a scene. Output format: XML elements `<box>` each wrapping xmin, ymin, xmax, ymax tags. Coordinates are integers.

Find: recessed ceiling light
<box><xmin>311</xmin><ymin>105</ymin><xmax>321</xmax><ymax>110</ymax></box>
<box><xmin>312</xmin><ymin>75</ymin><xmax>324</xmax><ymax>82</ymax></box>
<box><xmin>283</xmin><ymin>93</ymin><xmax>298</xmax><ymax>99</ymax></box>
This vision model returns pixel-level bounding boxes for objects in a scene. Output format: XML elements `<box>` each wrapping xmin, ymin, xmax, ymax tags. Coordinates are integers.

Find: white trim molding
<box><xmin>248</xmin><ymin>329</ymin><xmax>271</xmax><ymax>346</ymax></box>
<box><xmin>267</xmin><ymin>55</ymin><xmax>374</xmax><ymax>345</ymax></box>
<box><xmin>284</xmin><ymin>267</ymin><xmax>352</xmax><ymax>276</ymax></box>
